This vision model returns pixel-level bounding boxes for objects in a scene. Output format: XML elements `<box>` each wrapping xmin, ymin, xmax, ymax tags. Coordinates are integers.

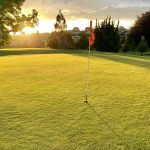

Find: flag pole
<box><xmin>85</xmin><ymin>20</ymin><xmax>94</xmax><ymax>103</ymax></box>
<box><xmin>85</xmin><ymin>28</ymin><xmax>91</xmax><ymax>103</ymax></box>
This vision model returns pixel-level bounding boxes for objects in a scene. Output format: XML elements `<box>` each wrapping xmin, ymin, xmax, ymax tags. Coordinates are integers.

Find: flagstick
<box><xmin>85</xmin><ymin>41</ymin><xmax>91</xmax><ymax>103</ymax></box>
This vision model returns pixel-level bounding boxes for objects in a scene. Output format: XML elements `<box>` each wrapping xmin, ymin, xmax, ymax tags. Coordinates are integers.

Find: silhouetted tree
<box><xmin>47</xmin><ymin>10</ymin><xmax>73</xmax><ymax>49</ymax></box>
<box><xmin>129</xmin><ymin>11</ymin><xmax>150</xmax><ymax>47</ymax></box>
<box><xmin>138</xmin><ymin>36</ymin><xmax>149</xmax><ymax>55</ymax></box>
<box><xmin>94</xmin><ymin>17</ymin><xmax>120</xmax><ymax>52</ymax></box>
<box><xmin>54</xmin><ymin>10</ymin><xmax>67</xmax><ymax>32</ymax></box>
<box><xmin>0</xmin><ymin>0</ymin><xmax>38</xmax><ymax>47</ymax></box>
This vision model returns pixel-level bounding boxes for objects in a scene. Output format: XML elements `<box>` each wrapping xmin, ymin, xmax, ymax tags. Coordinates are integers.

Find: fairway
<box><xmin>0</xmin><ymin>49</ymin><xmax>150</xmax><ymax>150</ymax></box>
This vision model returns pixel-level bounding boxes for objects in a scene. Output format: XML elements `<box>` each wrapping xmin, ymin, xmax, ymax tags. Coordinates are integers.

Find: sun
<box><xmin>22</xmin><ymin>20</ymin><xmax>55</xmax><ymax>34</ymax></box>
<box><xmin>23</xmin><ymin>27</ymin><xmax>35</xmax><ymax>34</ymax></box>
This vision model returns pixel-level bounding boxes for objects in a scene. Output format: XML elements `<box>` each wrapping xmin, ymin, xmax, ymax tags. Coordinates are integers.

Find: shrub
<box><xmin>122</xmin><ymin>36</ymin><xmax>130</xmax><ymax>53</ymax></box>
<box><xmin>76</xmin><ymin>33</ymin><xmax>89</xmax><ymax>49</ymax></box>
<box><xmin>137</xmin><ymin>36</ymin><xmax>149</xmax><ymax>55</ymax></box>
<box><xmin>47</xmin><ymin>32</ymin><xmax>75</xmax><ymax>49</ymax></box>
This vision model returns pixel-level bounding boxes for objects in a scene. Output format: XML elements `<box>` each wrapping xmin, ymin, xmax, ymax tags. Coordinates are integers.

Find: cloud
<box><xmin>23</xmin><ymin>0</ymin><xmax>150</xmax><ymax>24</ymax></box>
<box><xmin>20</xmin><ymin>0</ymin><xmax>150</xmax><ymax>31</ymax></box>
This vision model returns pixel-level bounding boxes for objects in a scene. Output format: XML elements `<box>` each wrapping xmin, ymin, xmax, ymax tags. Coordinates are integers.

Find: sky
<box><xmin>22</xmin><ymin>0</ymin><xmax>150</xmax><ymax>33</ymax></box>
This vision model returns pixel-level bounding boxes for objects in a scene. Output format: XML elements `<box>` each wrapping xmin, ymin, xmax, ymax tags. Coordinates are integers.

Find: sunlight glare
<box><xmin>20</xmin><ymin>19</ymin><xmax>133</xmax><ymax>34</ymax></box>
<box><xmin>23</xmin><ymin>27</ymin><xmax>36</xmax><ymax>34</ymax></box>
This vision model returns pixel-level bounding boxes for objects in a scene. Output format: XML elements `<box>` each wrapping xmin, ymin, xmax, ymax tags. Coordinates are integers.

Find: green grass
<box><xmin>0</xmin><ymin>48</ymin><xmax>150</xmax><ymax>150</ymax></box>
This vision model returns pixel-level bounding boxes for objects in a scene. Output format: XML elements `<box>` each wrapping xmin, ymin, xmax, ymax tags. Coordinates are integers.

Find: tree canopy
<box><xmin>129</xmin><ymin>11</ymin><xmax>150</xmax><ymax>47</ymax></box>
<box><xmin>54</xmin><ymin>10</ymin><xmax>67</xmax><ymax>32</ymax></box>
<box><xmin>94</xmin><ymin>17</ymin><xmax>120</xmax><ymax>52</ymax></box>
<box><xmin>0</xmin><ymin>0</ymin><xmax>38</xmax><ymax>47</ymax></box>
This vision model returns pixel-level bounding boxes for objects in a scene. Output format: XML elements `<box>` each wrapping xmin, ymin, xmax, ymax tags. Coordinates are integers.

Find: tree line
<box><xmin>92</xmin><ymin>12</ymin><xmax>150</xmax><ymax>55</ymax></box>
<box><xmin>0</xmin><ymin>0</ymin><xmax>150</xmax><ymax>55</ymax></box>
<box><xmin>47</xmin><ymin>10</ymin><xmax>150</xmax><ymax>55</ymax></box>
<box><xmin>122</xmin><ymin>11</ymin><xmax>150</xmax><ymax>55</ymax></box>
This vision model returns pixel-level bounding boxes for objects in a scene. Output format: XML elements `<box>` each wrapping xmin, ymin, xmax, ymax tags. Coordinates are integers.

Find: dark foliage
<box><xmin>76</xmin><ymin>33</ymin><xmax>89</xmax><ymax>49</ymax></box>
<box><xmin>129</xmin><ymin>11</ymin><xmax>150</xmax><ymax>47</ymax></box>
<box><xmin>54</xmin><ymin>10</ymin><xmax>67</xmax><ymax>32</ymax></box>
<box><xmin>47</xmin><ymin>32</ymin><xmax>75</xmax><ymax>49</ymax></box>
<box><xmin>137</xmin><ymin>36</ymin><xmax>149</xmax><ymax>55</ymax></box>
<box><xmin>94</xmin><ymin>17</ymin><xmax>120</xmax><ymax>53</ymax></box>
<box><xmin>47</xmin><ymin>10</ymin><xmax>74</xmax><ymax>49</ymax></box>
<box><xmin>122</xmin><ymin>36</ymin><xmax>130</xmax><ymax>53</ymax></box>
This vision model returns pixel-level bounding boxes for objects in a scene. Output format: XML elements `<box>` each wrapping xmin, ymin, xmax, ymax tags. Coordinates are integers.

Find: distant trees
<box><xmin>120</xmin><ymin>11</ymin><xmax>150</xmax><ymax>55</ymax></box>
<box><xmin>47</xmin><ymin>31</ymin><xmax>89</xmax><ymax>50</ymax></box>
<box><xmin>47</xmin><ymin>32</ymin><xmax>75</xmax><ymax>49</ymax></box>
<box><xmin>94</xmin><ymin>17</ymin><xmax>120</xmax><ymax>53</ymax></box>
<box><xmin>10</xmin><ymin>33</ymin><xmax>49</xmax><ymax>48</ymax></box>
<box><xmin>129</xmin><ymin>11</ymin><xmax>150</xmax><ymax>47</ymax></box>
<box><xmin>0</xmin><ymin>0</ymin><xmax>38</xmax><ymax>47</ymax></box>
<box><xmin>93</xmin><ymin>12</ymin><xmax>150</xmax><ymax>55</ymax></box>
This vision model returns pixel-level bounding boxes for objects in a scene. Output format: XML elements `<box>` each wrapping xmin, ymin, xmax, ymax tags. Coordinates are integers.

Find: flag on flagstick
<box><xmin>85</xmin><ymin>20</ymin><xmax>95</xmax><ymax>103</ymax></box>
<box><xmin>89</xmin><ymin>20</ymin><xmax>95</xmax><ymax>46</ymax></box>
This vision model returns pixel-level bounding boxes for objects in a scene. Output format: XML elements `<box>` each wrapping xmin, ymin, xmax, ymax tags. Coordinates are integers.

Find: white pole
<box><xmin>85</xmin><ymin>41</ymin><xmax>91</xmax><ymax>103</ymax></box>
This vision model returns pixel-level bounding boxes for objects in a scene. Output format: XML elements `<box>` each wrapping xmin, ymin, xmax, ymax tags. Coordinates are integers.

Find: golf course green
<box><xmin>0</xmin><ymin>48</ymin><xmax>150</xmax><ymax>150</ymax></box>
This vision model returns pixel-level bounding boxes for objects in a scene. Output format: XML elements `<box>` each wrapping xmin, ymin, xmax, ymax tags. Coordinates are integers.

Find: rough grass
<box><xmin>0</xmin><ymin>48</ymin><xmax>150</xmax><ymax>150</ymax></box>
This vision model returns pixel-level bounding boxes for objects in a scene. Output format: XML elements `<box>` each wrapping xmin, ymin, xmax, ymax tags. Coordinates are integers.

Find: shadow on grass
<box><xmin>0</xmin><ymin>49</ymin><xmax>84</xmax><ymax>56</ymax></box>
<box><xmin>0</xmin><ymin>48</ymin><xmax>150</xmax><ymax>69</ymax></box>
<box><xmin>92</xmin><ymin>53</ymin><xmax>150</xmax><ymax>70</ymax></box>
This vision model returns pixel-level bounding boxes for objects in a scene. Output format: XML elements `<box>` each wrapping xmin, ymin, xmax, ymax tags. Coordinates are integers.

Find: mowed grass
<box><xmin>0</xmin><ymin>48</ymin><xmax>150</xmax><ymax>150</ymax></box>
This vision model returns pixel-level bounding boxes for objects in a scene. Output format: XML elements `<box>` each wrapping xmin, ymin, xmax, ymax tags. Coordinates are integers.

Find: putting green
<box><xmin>0</xmin><ymin>49</ymin><xmax>150</xmax><ymax>150</ymax></box>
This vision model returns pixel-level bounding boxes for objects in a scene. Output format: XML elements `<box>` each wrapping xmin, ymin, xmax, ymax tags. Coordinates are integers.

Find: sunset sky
<box><xmin>22</xmin><ymin>0</ymin><xmax>150</xmax><ymax>33</ymax></box>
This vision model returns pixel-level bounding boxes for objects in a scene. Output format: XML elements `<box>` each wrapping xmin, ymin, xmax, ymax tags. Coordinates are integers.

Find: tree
<box><xmin>54</xmin><ymin>10</ymin><xmax>67</xmax><ymax>32</ymax></box>
<box><xmin>94</xmin><ymin>17</ymin><xmax>120</xmax><ymax>53</ymax></box>
<box><xmin>137</xmin><ymin>36</ymin><xmax>149</xmax><ymax>55</ymax></box>
<box><xmin>47</xmin><ymin>10</ymin><xmax>74</xmax><ymax>49</ymax></box>
<box><xmin>0</xmin><ymin>0</ymin><xmax>38</xmax><ymax>47</ymax></box>
<box><xmin>129</xmin><ymin>11</ymin><xmax>150</xmax><ymax>47</ymax></box>
<box><xmin>122</xmin><ymin>36</ymin><xmax>130</xmax><ymax>53</ymax></box>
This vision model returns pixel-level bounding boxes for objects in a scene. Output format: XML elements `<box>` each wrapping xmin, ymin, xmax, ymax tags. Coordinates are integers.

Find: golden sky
<box><xmin>22</xmin><ymin>0</ymin><xmax>150</xmax><ymax>33</ymax></box>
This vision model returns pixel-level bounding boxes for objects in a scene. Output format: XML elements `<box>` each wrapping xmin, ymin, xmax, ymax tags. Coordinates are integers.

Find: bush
<box><xmin>122</xmin><ymin>36</ymin><xmax>130</xmax><ymax>53</ymax></box>
<box><xmin>76</xmin><ymin>33</ymin><xmax>89</xmax><ymax>49</ymax></box>
<box><xmin>137</xmin><ymin>36</ymin><xmax>149</xmax><ymax>55</ymax></box>
<box><xmin>47</xmin><ymin>32</ymin><xmax>75</xmax><ymax>49</ymax></box>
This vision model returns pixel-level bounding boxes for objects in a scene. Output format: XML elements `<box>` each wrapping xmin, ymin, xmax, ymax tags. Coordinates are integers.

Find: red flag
<box><xmin>89</xmin><ymin>20</ymin><xmax>95</xmax><ymax>46</ymax></box>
